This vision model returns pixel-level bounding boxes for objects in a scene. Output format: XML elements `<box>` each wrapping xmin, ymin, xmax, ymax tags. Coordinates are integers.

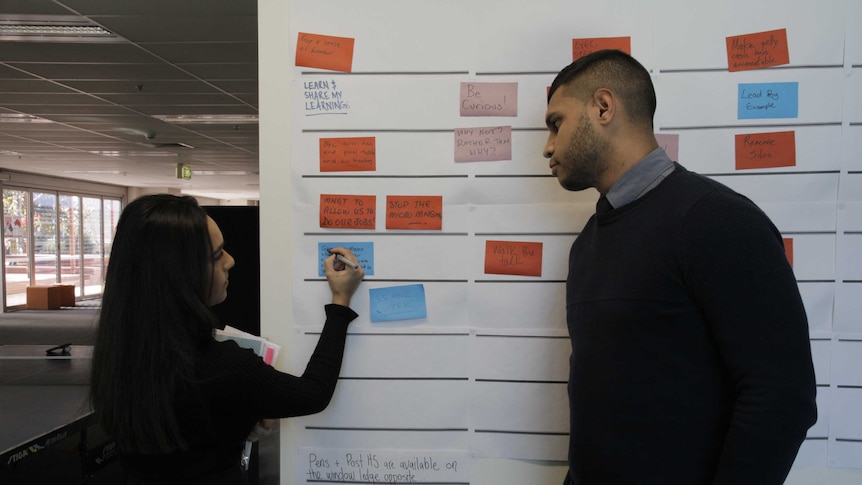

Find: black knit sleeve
<box><xmin>680</xmin><ymin>189</ymin><xmax>817</xmax><ymax>484</ymax></box>
<box><xmin>220</xmin><ymin>303</ymin><xmax>358</xmax><ymax>419</ymax></box>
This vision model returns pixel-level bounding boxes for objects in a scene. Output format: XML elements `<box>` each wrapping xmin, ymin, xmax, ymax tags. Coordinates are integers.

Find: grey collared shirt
<box><xmin>604</xmin><ymin>147</ymin><xmax>676</xmax><ymax>210</ymax></box>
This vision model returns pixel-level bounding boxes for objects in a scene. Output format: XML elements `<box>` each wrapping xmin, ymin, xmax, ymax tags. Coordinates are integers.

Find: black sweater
<box><xmin>121</xmin><ymin>304</ymin><xmax>357</xmax><ymax>483</ymax></box>
<box><xmin>566</xmin><ymin>165</ymin><xmax>817</xmax><ymax>484</ymax></box>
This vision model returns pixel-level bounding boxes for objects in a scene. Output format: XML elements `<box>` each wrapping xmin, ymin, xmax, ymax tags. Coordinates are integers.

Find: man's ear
<box><xmin>592</xmin><ymin>88</ymin><xmax>615</xmax><ymax>126</ymax></box>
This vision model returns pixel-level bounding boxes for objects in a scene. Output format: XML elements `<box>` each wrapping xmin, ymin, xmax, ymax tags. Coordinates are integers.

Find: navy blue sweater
<box><xmin>566</xmin><ymin>165</ymin><xmax>816</xmax><ymax>484</ymax></box>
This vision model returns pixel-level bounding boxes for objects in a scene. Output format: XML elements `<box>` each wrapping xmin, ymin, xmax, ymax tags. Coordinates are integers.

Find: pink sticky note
<box><xmin>460</xmin><ymin>82</ymin><xmax>518</xmax><ymax>117</ymax></box>
<box><xmin>454</xmin><ymin>126</ymin><xmax>512</xmax><ymax>162</ymax></box>
<box><xmin>655</xmin><ymin>133</ymin><xmax>679</xmax><ymax>162</ymax></box>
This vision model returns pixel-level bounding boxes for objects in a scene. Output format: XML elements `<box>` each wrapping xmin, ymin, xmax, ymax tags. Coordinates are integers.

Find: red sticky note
<box><xmin>460</xmin><ymin>82</ymin><xmax>518</xmax><ymax>117</ymax></box>
<box><xmin>655</xmin><ymin>133</ymin><xmax>679</xmax><ymax>162</ymax></box>
<box><xmin>319</xmin><ymin>137</ymin><xmax>376</xmax><ymax>172</ymax></box>
<box><xmin>484</xmin><ymin>240</ymin><xmax>543</xmax><ymax>277</ymax></box>
<box><xmin>320</xmin><ymin>194</ymin><xmax>376</xmax><ymax>229</ymax></box>
<box><xmin>783</xmin><ymin>238</ymin><xmax>793</xmax><ymax>267</ymax></box>
<box><xmin>726</xmin><ymin>28</ymin><xmax>790</xmax><ymax>72</ymax></box>
<box><xmin>454</xmin><ymin>126</ymin><xmax>512</xmax><ymax>162</ymax></box>
<box><xmin>735</xmin><ymin>131</ymin><xmax>796</xmax><ymax>170</ymax></box>
<box><xmin>386</xmin><ymin>196</ymin><xmax>442</xmax><ymax>230</ymax></box>
<box><xmin>296</xmin><ymin>32</ymin><xmax>355</xmax><ymax>72</ymax></box>
<box><xmin>572</xmin><ymin>37</ymin><xmax>631</xmax><ymax>60</ymax></box>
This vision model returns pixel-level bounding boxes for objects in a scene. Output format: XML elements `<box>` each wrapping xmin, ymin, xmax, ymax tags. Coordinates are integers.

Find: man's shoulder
<box><xmin>664</xmin><ymin>165</ymin><xmax>759</xmax><ymax>213</ymax></box>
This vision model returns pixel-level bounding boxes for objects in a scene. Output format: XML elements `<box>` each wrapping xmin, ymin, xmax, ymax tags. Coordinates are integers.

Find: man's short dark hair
<box><xmin>548</xmin><ymin>49</ymin><xmax>656</xmax><ymax>128</ymax></box>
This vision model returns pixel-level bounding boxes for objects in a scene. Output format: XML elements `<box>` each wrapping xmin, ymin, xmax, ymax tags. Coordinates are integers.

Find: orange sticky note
<box><xmin>320</xmin><ymin>194</ymin><xmax>376</xmax><ymax>229</ymax></box>
<box><xmin>296</xmin><ymin>32</ymin><xmax>355</xmax><ymax>72</ymax></box>
<box><xmin>573</xmin><ymin>37</ymin><xmax>631</xmax><ymax>60</ymax></box>
<box><xmin>386</xmin><ymin>196</ymin><xmax>442</xmax><ymax>230</ymax></box>
<box><xmin>726</xmin><ymin>28</ymin><xmax>789</xmax><ymax>72</ymax></box>
<box><xmin>319</xmin><ymin>137</ymin><xmax>376</xmax><ymax>172</ymax></box>
<box><xmin>735</xmin><ymin>131</ymin><xmax>796</xmax><ymax>170</ymax></box>
<box><xmin>484</xmin><ymin>240</ymin><xmax>543</xmax><ymax>277</ymax></box>
<box><xmin>783</xmin><ymin>238</ymin><xmax>793</xmax><ymax>267</ymax></box>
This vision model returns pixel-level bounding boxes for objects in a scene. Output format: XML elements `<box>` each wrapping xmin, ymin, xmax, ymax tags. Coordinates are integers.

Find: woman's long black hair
<box><xmin>90</xmin><ymin>194</ymin><xmax>217</xmax><ymax>453</ymax></box>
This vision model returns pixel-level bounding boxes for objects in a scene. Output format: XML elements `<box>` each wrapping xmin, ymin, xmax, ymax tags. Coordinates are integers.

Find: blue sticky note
<box><xmin>369</xmin><ymin>284</ymin><xmax>427</xmax><ymax>322</ymax></box>
<box><xmin>318</xmin><ymin>242</ymin><xmax>374</xmax><ymax>276</ymax></box>
<box><xmin>737</xmin><ymin>82</ymin><xmax>798</xmax><ymax>119</ymax></box>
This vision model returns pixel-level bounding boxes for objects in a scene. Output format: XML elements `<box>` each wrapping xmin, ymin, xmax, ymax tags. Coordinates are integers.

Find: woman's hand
<box><xmin>247</xmin><ymin>419</ymin><xmax>278</xmax><ymax>442</ymax></box>
<box><xmin>324</xmin><ymin>247</ymin><xmax>365</xmax><ymax>307</ymax></box>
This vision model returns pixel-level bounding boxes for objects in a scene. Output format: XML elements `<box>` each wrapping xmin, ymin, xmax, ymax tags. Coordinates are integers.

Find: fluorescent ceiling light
<box><xmin>193</xmin><ymin>171</ymin><xmax>255</xmax><ymax>176</ymax></box>
<box><xmin>0</xmin><ymin>24</ymin><xmax>111</xmax><ymax>36</ymax></box>
<box><xmin>63</xmin><ymin>170</ymin><xmax>125</xmax><ymax>175</ymax></box>
<box><xmin>0</xmin><ymin>113</ymin><xmax>52</xmax><ymax>123</ymax></box>
<box><xmin>153</xmin><ymin>114</ymin><xmax>259</xmax><ymax>125</ymax></box>
<box><xmin>89</xmin><ymin>151</ymin><xmax>178</xmax><ymax>157</ymax></box>
<box><xmin>0</xmin><ymin>17</ymin><xmax>119</xmax><ymax>43</ymax></box>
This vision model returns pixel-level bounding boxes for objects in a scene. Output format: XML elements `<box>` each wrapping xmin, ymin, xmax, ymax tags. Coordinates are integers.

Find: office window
<box><xmin>1</xmin><ymin>187</ymin><xmax>121</xmax><ymax>311</ymax></box>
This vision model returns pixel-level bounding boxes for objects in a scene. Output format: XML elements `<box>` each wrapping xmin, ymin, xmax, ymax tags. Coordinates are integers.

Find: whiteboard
<box><xmin>259</xmin><ymin>0</ymin><xmax>862</xmax><ymax>482</ymax></box>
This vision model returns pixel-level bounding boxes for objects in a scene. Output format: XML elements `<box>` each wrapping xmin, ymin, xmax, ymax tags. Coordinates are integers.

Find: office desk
<box><xmin>0</xmin><ymin>345</ymin><xmax>111</xmax><ymax>482</ymax></box>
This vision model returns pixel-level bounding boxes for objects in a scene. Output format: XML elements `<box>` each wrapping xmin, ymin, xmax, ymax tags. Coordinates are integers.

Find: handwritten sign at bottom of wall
<box><xmin>369</xmin><ymin>284</ymin><xmax>427</xmax><ymax>322</ymax></box>
<box><xmin>300</xmin><ymin>448</ymin><xmax>471</xmax><ymax>484</ymax></box>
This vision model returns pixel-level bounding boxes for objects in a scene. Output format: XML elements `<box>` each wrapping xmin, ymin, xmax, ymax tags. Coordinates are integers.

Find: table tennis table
<box><xmin>0</xmin><ymin>344</ymin><xmax>116</xmax><ymax>483</ymax></box>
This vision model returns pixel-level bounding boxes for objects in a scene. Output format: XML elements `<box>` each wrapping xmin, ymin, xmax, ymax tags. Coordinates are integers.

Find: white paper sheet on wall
<box><xmin>285</xmin><ymin>0</ymin><xmax>860</xmax><ymax>472</ymax></box>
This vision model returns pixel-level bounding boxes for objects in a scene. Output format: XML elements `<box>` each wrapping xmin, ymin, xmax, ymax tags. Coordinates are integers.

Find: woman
<box><xmin>90</xmin><ymin>194</ymin><xmax>363</xmax><ymax>484</ymax></box>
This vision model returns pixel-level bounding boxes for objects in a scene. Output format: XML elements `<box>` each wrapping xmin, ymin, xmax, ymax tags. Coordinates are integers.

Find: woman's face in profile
<box><xmin>206</xmin><ymin>216</ymin><xmax>235</xmax><ymax>305</ymax></box>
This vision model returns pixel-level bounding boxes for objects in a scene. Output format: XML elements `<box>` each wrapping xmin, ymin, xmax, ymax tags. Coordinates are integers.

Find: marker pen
<box><xmin>334</xmin><ymin>254</ymin><xmax>360</xmax><ymax>270</ymax></box>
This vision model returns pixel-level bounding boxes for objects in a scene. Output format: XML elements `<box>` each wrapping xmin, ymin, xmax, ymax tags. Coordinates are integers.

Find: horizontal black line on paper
<box><xmin>659</xmin><ymin>122</ymin><xmax>841</xmax><ymax>131</ymax></box>
<box><xmin>658</xmin><ymin>64</ymin><xmax>842</xmax><ymax>74</ymax></box>
<box><xmin>304</xmin><ymin>332</ymin><xmax>471</xmax><ymax>337</ymax></box>
<box><xmin>308</xmin><ymin>481</ymin><xmax>470</xmax><ymax>485</ymax></box>
<box><xmin>304</xmin><ymin>232</ymin><xmax>469</xmax><ymax>236</ymax></box>
<box><xmin>302</xmin><ymin>127</ymin><xmax>547</xmax><ymax>133</ymax></box>
<box><xmin>701</xmin><ymin>170</ymin><xmax>840</xmax><ymax>177</ymax></box>
<box><xmin>303</xmin><ymin>128</ymin><xmax>454</xmax><ymax>133</ymax></box>
<box><xmin>837</xmin><ymin>338</ymin><xmax>862</xmax><ymax>342</ymax></box>
<box><xmin>847</xmin><ymin>171</ymin><xmax>862</xmax><ymax>174</ymax></box>
<box><xmin>301</xmin><ymin>71</ymin><xmax>470</xmax><ymax>76</ymax></box>
<box><xmin>473</xmin><ymin>279</ymin><xmax>566</xmax><ymax>284</ymax></box>
<box><xmin>473</xmin><ymin>429</ymin><xmax>568</xmax><ymax>436</ymax></box>
<box><xmin>302</xmin><ymin>174</ymin><xmax>468</xmax><ymax>179</ymax></box>
<box><xmin>475</xmin><ymin>71</ymin><xmax>559</xmax><ymax>76</ymax></box>
<box><xmin>845</xmin><ymin>231</ymin><xmax>862</xmax><ymax>235</ymax></box>
<box><xmin>805</xmin><ymin>436</ymin><xmax>829</xmax><ymax>441</ymax></box>
<box><xmin>835</xmin><ymin>385</ymin><xmax>862</xmax><ymax>389</ymax></box>
<box><xmin>475</xmin><ymin>379</ymin><xmax>567</xmax><ymax>385</ymax></box>
<box><xmin>474</xmin><ymin>174</ymin><xmax>554</xmax><ymax>178</ymax></box>
<box><xmin>816</xmin><ymin>384</ymin><xmax>831</xmax><ymax>388</ymax></box>
<box><xmin>835</xmin><ymin>438</ymin><xmax>862</xmax><ymax>443</ymax></box>
<box><xmin>849</xmin><ymin>122</ymin><xmax>862</xmax><ymax>126</ymax></box>
<box><xmin>841</xmin><ymin>280</ymin><xmax>862</xmax><ymax>284</ymax></box>
<box><xmin>306</xmin><ymin>427</ymin><xmax>468</xmax><ymax>433</ymax></box>
<box><xmin>304</xmin><ymin>478</ymin><xmax>470</xmax><ymax>485</ymax></box>
<box><xmin>304</xmin><ymin>278</ymin><xmax>469</xmax><ymax>283</ymax></box>
<box><xmin>339</xmin><ymin>377</ymin><xmax>469</xmax><ymax>381</ymax></box>
<box><xmin>475</xmin><ymin>334</ymin><xmax>569</xmax><ymax>339</ymax></box>
<box><xmin>797</xmin><ymin>280</ymin><xmax>836</xmax><ymax>284</ymax></box>
<box><xmin>474</xmin><ymin>232</ymin><xmax>580</xmax><ymax>236</ymax></box>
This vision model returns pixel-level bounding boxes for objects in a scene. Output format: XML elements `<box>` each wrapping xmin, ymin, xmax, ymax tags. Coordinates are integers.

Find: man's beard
<box><xmin>558</xmin><ymin>112</ymin><xmax>609</xmax><ymax>192</ymax></box>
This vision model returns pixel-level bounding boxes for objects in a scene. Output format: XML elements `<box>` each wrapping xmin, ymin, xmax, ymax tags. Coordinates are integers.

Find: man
<box><xmin>544</xmin><ymin>49</ymin><xmax>817</xmax><ymax>484</ymax></box>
